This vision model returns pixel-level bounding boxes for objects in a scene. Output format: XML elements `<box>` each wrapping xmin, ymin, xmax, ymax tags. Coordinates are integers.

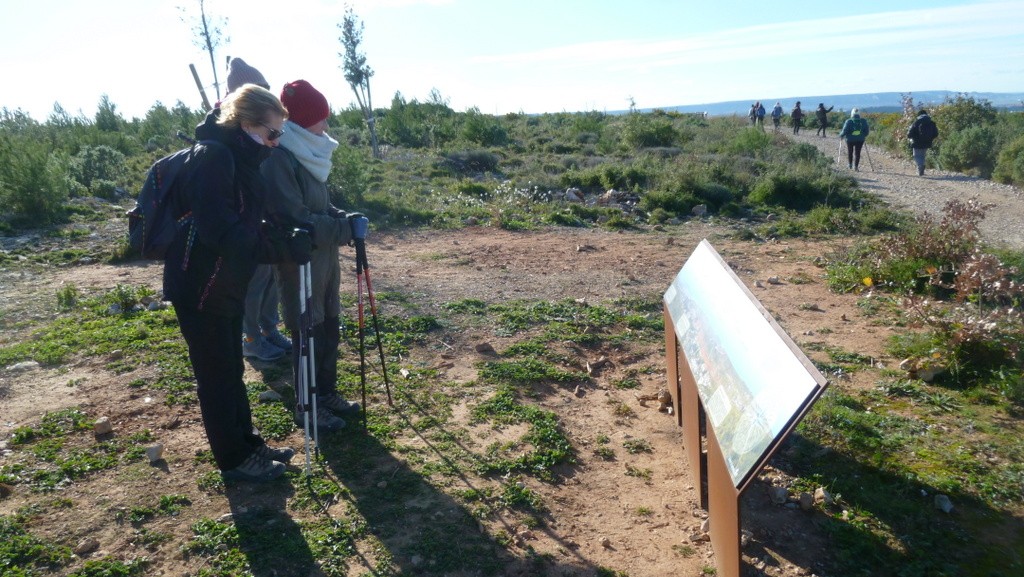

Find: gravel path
<box><xmin>788</xmin><ymin>130</ymin><xmax>1024</xmax><ymax>250</ymax></box>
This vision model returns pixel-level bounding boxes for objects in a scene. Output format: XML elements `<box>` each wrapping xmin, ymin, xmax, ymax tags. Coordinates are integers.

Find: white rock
<box><xmin>6</xmin><ymin>361</ymin><xmax>40</xmax><ymax>372</ymax></box>
<box><xmin>814</xmin><ymin>487</ymin><xmax>833</xmax><ymax>505</ymax></box>
<box><xmin>145</xmin><ymin>443</ymin><xmax>164</xmax><ymax>464</ymax></box>
<box><xmin>768</xmin><ymin>486</ymin><xmax>789</xmax><ymax>505</ymax></box>
<box><xmin>934</xmin><ymin>494</ymin><xmax>954</xmax><ymax>513</ymax></box>
<box><xmin>258</xmin><ymin>390</ymin><xmax>283</xmax><ymax>402</ymax></box>
<box><xmin>94</xmin><ymin>417</ymin><xmax>113</xmax><ymax>436</ymax></box>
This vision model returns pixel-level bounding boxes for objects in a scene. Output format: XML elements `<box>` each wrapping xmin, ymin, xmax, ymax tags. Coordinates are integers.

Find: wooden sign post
<box><xmin>663</xmin><ymin>240</ymin><xmax>829</xmax><ymax>577</ymax></box>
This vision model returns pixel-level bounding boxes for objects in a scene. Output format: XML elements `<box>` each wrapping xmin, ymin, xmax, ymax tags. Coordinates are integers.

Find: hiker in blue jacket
<box><xmin>771</xmin><ymin>102</ymin><xmax>783</xmax><ymax>132</ymax></box>
<box><xmin>839</xmin><ymin>108</ymin><xmax>870</xmax><ymax>171</ymax></box>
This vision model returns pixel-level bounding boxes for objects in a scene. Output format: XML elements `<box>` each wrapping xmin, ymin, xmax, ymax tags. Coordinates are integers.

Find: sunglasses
<box><xmin>259</xmin><ymin>123</ymin><xmax>285</xmax><ymax>141</ymax></box>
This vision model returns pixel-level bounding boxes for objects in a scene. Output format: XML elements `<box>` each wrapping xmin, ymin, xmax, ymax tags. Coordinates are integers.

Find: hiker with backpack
<box><xmin>838</xmin><ymin>108</ymin><xmax>870</xmax><ymax>171</ymax></box>
<box><xmin>771</xmin><ymin>102</ymin><xmax>783</xmax><ymax>132</ymax></box>
<box><xmin>791</xmin><ymin>101</ymin><xmax>804</xmax><ymax>134</ymax></box>
<box><xmin>907</xmin><ymin>109</ymin><xmax>939</xmax><ymax>176</ymax></box>
<box><xmin>755</xmin><ymin>102</ymin><xmax>767</xmax><ymax>131</ymax></box>
<box><xmin>162</xmin><ymin>84</ymin><xmax>311</xmax><ymax>483</ymax></box>
<box><xmin>815</xmin><ymin>103</ymin><xmax>834</xmax><ymax>137</ymax></box>
<box><xmin>262</xmin><ymin>80</ymin><xmax>365</xmax><ymax>434</ymax></box>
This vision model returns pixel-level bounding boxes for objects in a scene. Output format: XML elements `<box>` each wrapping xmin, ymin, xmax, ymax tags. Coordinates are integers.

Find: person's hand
<box><xmin>349</xmin><ymin>214</ymin><xmax>369</xmax><ymax>241</ymax></box>
<box><xmin>288</xmin><ymin>229</ymin><xmax>313</xmax><ymax>264</ymax></box>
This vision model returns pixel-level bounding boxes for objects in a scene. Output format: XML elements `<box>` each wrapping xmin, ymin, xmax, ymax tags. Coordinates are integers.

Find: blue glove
<box><xmin>349</xmin><ymin>214</ymin><xmax>369</xmax><ymax>240</ymax></box>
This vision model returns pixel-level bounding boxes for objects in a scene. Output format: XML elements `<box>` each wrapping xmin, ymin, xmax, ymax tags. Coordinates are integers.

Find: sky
<box><xmin>2</xmin><ymin>0</ymin><xmax>1022</xmax><ymax>121</ymax></box>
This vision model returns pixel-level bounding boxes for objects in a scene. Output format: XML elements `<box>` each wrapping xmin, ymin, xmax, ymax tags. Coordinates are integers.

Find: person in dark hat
<box><xmin>227</xmin><ymin>58</ymin><xmax>270</xmax><ymax>93</ymax></box>
<box><xmin>815</xmin><ymin>103</ymin><xmax>834</xmax><ymax>137</ymax></box>
<box><xmin>262</xmin><ymin>80</ymin><xmax>366</xmax><ymax>433</ymax></box>
<box><xmin>907</xmin><ymin>109</ymin><xmax>939</xmax><ymax>176</ymax></box>
<box><xmin>791</xmin><ymin>101</ymin><xmax>804</xmax><ymax>134</ymax></box>
<box><xmin>222</xmin><ymin>58</ymin><xmax>294</xmax><ymax>363</ymax></box>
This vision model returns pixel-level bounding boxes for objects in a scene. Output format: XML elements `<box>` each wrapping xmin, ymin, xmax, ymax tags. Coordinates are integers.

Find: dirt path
<box><xmin>789</xmin><ymin>129</ymin><xmax>1024</xmax><ymax>249</ymax></box>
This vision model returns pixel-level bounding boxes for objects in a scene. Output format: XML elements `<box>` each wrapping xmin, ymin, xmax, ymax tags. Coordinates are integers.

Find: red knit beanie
<box><xmin>280</xmin><ymin>80</ymin><xmax>330</xmax><ymax>128</ymax></box>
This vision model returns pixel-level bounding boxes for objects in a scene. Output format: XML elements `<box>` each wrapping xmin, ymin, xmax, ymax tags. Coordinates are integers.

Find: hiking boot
<box><xmin>242</xmin><ymin>337</ymin><xmax>285</xmax><ymax>362</ymax></box>
<box><xmin>848</xmin><ymin>163</ymin><xmax>853</xmax><ymax>169</ymax></box>
<box><xmin>253</xmin><ymin>444</ymin><xmax>295</xmax><ymax>464</ymax></box>
<box><xmin>295</xmin><ymin>406</ymin><xmax>346</xmax><ymax>432</ymax></box>
<box><xmin>918</xmin><ymin>167</ymin><xmax>925</xmax><ymax>176</ymax></box>
<box><xmin>263</xmin><ymin>330</ymin><xmax>292</xmax><ymax>351</ymax></box>
<box><xmin>319</xmin><ymin>394</ymin><xmax>361</xmax><ymax>416</ymax></box>
<box><xmin>222</xmin><ymin>452</ymin><xmax>285</xmax><ymax>482</ymax></box>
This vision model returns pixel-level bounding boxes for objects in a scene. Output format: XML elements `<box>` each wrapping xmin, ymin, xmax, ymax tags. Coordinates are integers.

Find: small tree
<box><xmin>179</xmin><ymin>0</ymin><xmax>228</xmax><ymax>102</ymax></box>
<box><xmin>338</xmin><ymin>5</ymin><xmax>380</xmax><ymax>158</ymax></box>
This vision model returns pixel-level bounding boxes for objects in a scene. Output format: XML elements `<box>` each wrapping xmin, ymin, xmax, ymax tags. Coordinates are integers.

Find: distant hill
<box><xmin>638</xmin><ymin>91</ymin><xmax>1024</xmax><ymax>116</ymax></box>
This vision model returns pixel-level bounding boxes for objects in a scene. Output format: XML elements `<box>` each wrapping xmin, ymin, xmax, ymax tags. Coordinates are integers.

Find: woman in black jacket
<box><xmin>164</xmin><ymin>84</ymin><xmax>310</xmax><ymax>482</ymax></box>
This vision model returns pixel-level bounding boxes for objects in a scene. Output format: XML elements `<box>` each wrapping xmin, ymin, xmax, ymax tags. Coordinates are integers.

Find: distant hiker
<box><xmin>755</xmin><ymin>101</ymin><xmax>766</xmax><ymax>130</ymax></box>
<box><xmin>839</xmin><ymin>108</ymin><xmax>870</xmax><ymax>171</ymax></box>
<box><xmin>224</xmin><ymin>58</ymin><xmax>294</xmax><ymax>363</ymax></box>
<box><xmin>164</xmin><ymin>85</ymin><xmax>309</xmax><ymax>483</ymax></box>
<box><xmin>748</xmin><ymin>104</ymin><xmax>757</xmax><ymax>126</ymax></box>
<box><xmin>791</xmin><ymin>101</ymin><xmax>804</xmax><ymax>134</ymax></box>
<box><xmin>263</xmin><ymin>80</ymin><xmax>364</xmax><ymax>433</ymax></box>
<box><xmin>771</xmin><ymin>102</ymin><xmax>783</xmax><ymax>132</ymax></box>
<box><xmin>815</xmin><ymin>103</ymin><xmax>834</xmax><ymax>137</ymax></box>
<box><xmin>907</xmin><ymin>109</ymin><xmax>939</xmax><ymax>176</ymax></box>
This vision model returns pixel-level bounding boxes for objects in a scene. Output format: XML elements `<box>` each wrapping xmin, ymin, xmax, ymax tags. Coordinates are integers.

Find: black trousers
<box><xmin>175</xmin><ymin>305</ymin><xmax>263</xmax><ymax>470</ymax></box>
<box><xmin>846</xmin><ymin>141</ymin><xmax>864</xmax><ymax>166</ymax></box>
<box><xmin>292</xmin><ymin>316</ymin><xmax>341</xmax><ymax>405</ymax></box>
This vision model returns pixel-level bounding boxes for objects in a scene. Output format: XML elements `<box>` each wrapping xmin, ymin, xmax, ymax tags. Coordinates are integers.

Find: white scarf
<box><xmin>277</xmin><ymin>120</ymin><xmax>339</xmax><ymax>182</ymax></box>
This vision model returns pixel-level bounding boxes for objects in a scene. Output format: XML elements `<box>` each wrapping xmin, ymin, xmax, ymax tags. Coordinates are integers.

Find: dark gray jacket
<box><xmin>262</xmin><ymin>147</ymin><xmax>354</xmax><ymax>330</ymax></box>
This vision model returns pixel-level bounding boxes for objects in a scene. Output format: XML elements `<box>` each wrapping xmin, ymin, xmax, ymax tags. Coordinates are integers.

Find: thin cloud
<box><xmin>472</xmin><ymin>1</ymin><xmax>1023</xmax><ymax>71</ymax></box>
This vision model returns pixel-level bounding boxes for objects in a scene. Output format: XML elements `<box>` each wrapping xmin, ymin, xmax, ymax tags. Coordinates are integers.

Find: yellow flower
<box><xmin>862</xmin><ymin>277</ymin><xmax>874</xmax><ymax>287</ymax></box>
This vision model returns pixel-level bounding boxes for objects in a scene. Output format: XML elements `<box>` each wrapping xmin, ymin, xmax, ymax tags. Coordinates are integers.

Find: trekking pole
<box><xmin>354</xmin><ymin>237</ymin><xmax>394</xmax><ymax>426</ymax></box>
<box><xmin>836</xmin><ymin>139</ymin><xmax>843</xmax><ymax>164</ymax></box>
<box><xmin>297</xmin><ymin>262</ymin><xmax>320</xmax><ymax>473</ymax></box>
<box><xmin>297</xmin><ymin>263</ymin><xmax>313</xmax><ymax>473</ymax></box>
<box><xmin>864</xmin><ymin>143</ymin><xmax>875</xmax><ymax>172</ymax></box>
<box><xmin>305</xmin><ymin>262</ymin><xmax>319</xmax><ymax>453</ymax></box>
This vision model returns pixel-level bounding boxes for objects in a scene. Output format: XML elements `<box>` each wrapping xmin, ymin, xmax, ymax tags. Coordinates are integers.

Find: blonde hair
<box><xmin>218</xmin><ymin>84</ymin><xmax>287</xmax><ymax>128</ymax></box>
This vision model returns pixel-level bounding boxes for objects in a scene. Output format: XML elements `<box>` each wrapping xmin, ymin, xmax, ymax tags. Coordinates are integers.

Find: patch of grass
<box><xmin>608</xmin><ymin>399</ymin><xmax>636</xmax><ymax>419</ymax></box>
<box><xmin>478</xmin><ymin>358</ymin><xmax>584</xmax><ymax>387</ymax></box>
<box><xmin>594</xmin><ymin>446</ymin><xmax>616</xmax><ymax>461</ymax></box>
<box><xmin>67</xmin><ymin>557</ymin><xmax>149</xmax><ymax>577</ymax></box>
<box><xmin>672</xmin><ymin>543</ymin><xmax>696</xmax><ymax>557</ymax></box>
<box><xmin>473</xmin><ymin>386</ymin><xmax>575</xmax><ymax>481</ymax></box>
<box><xmin>624</xmin><ymin>464</ymin><xmax>652</xmax><ymax>483</ymax></box>
<box><xmin>0</xmin><ymin>514</ymin><xmax>73</xmax><ymax>573</ymax></box>
<box><xmin>623</xmin><ymin>438</ymin><xmax>653</xmax><ymax>454</ymax></box>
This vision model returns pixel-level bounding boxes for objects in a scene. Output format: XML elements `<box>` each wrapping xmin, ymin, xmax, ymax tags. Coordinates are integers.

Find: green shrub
<box><xmin>726</xmin><ymin>128</ymin><xmax>772</xmax><ymax>157</ymax></box>
<box><xmin>328</xmin><ymin>144</ymin><xmax>371</xmax><ymax>207</ymax></box>
<box><xmin>939</xmin><ymin>125</ymin><xmax>997</xmax><ymax>177</ymax></box>
<box><xmin>440</xmin><ymin>150</ymin><xmax>500</xmax><ymax>174</ymax></box>
<box><xmin>68</xmin><ymin>145</ymin><xmax>126</xmax><ymax>194</ymax></box>
<box><xmin>993</xmin><ymin>134</ymin><xmax>1024</xmax><ymax>186</ymax></box>
<box><xmin>0</xmin><ymin>134</ymin><xmax>69</xmax><ymax>225</ymax></box>
<box><xmin>640</xmin><ymin>189</ymin><xmax>699</xmax><ymax>217</ymax></box>
<box><xmin>460</xmin><ymin>108</ymin><xmax>508</xmax><ymax>146</ymax></box>
<box><xmin>622</xmin><ymin>113</ymin><xmax>678</xmax><ymax>148</ymax></box>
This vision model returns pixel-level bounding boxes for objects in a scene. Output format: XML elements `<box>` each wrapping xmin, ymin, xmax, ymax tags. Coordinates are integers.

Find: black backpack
<box><xmin>126</xmin><ymin>133</ymin><xmax>210</xmax><ymax>260</ymax></box>
<box><xmin>919</xmin><ymin>117</ymin><xmax>938</xmax><ymax>142</ymax></box>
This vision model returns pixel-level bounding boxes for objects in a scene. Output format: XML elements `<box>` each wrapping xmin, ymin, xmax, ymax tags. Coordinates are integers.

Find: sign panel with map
<box><xmin>664</xmin><ymin>240</ymin><xmax>828</xmax><ymax>488</ymax></box>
